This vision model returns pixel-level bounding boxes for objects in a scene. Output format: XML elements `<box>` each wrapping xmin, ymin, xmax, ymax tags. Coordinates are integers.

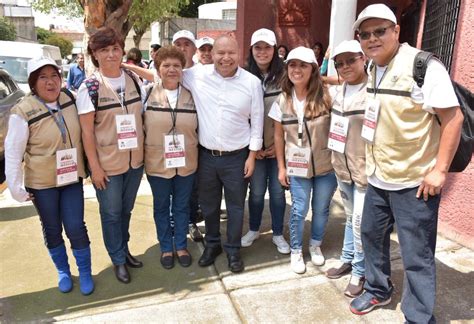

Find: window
<box><xmin>222</xmin><ymin>9</ymin><xmax>236</xmax><ymax>20</ymax></box>
<box><xmin>421</xmin><ymin>0</ymin><xmax>461</xmax><ymax>73</ymax></box>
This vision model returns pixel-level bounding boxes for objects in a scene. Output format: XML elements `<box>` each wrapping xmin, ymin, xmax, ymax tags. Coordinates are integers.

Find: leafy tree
<box><xmin>0</xmin><ymin>17</ymin><xmax>17</xmax><ymax>41</ymax></box>
<box><xmin>45</xmin><ymin>34</ymin><xmax>74</xmax><ymax>57</ymax></box>
<box><xmin>36</xmin><ymin>27</ymin><xmax>54</xmax><ymax>44</ymax></box>
<box><xmin>178</xmin><ymin>0</ymin><xmax>219</xmax><ymax>18</ymax></box>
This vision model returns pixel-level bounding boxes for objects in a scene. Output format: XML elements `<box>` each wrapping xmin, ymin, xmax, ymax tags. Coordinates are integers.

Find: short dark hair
<box><xmin>154</xmin><ymin>45</ymin><xmax>186</xmax><ymax>70</ymax></box>
<box><xmin>150</xmin><ymin>44</ymin><xmax>161</xmax><ymax>51</ymax></box>
<box><xmin>28</xmin><ymin>65</ymin><xmax>61</xmax><ymax>94</ymax></box>
<box><xmin>87</xmin><ymin>27</ymin><xmax>125</xmax><ymax>67</ymax></box>
<box><xmin>126</xmin><ymin>48</ymin><xmax>142</xmax><ymax>65</ymax></box>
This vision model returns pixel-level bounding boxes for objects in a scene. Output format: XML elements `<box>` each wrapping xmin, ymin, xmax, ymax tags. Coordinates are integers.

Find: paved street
<box><xmin>1</xmin><ymin>181</ymin><xmax>473</xmax><ymax>323</ymax></box>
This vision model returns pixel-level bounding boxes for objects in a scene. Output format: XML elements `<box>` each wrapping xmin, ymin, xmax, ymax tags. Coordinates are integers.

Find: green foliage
<box><xmin>178</xmin><ymin>0</ymin><xmax>219</xmax><ymax>18</ymax></box>
<box><xmin>31</xmin><ymin>0</ymin><xmax>83</xmax><ymax>17</ymax></box>
<box><xmin>0</xmin><ymin>17</ymin><xmax>17</xmax><ymax>41</ymax></box>
<box><xmin>36</xmin><ymin>27</ymin><xmax>54</xmax><ymax>44</ymax></box>
<box><xmin>44</xmin><ymin>34</ymin><xmax>73</xmax><ymax>57</ymax></box>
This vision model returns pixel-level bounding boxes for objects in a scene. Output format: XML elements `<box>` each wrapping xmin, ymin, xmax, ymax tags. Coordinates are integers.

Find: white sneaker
<box><xmin>309</xmin><ymin>245</ymin><xmax>325</xmax><ymax>266</ymax></box>
<box><xmin>291</xmin><ymin>252</ymin><xmax>306</xmax><ymax>274</ymax></box>
<box><xmin>272</xmin><ymin>235</ymin><xmax>290</xmax><ymax>254</ymax></box>
<box><xmin>241</xmin><ymin>230</ymin><xmax>260</xmax><ymax>247</ymax></box>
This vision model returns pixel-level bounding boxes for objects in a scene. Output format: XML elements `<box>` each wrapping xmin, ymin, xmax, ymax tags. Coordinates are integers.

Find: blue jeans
<box><xmin>198</xmin><ymin>147</ymin><xmax>249</xmax><ymax>255</ymax></box>
<box><xmin>362</xmin><ymin>184</ymin><xmax>440</xmax><ymax>324</ymax></box>
<box><xmin>289</xmin><ymin>172</ymin><xmax>337</xmax><ymax>252</ymax></box>
<box><xmin>95</xmin><ymin>166</ymin><xmax>143</xmax><ymax>265</ymax></box>
<box><xmin>248</xmin><ymin>158</ymin><xmax>286</xmax><ymax>235</ymax></box>
<box><xmin>27</xmin><ymin>180</ymin><xmax>89</xmax><ymax>250</ymax></box>
<box><xmin>147</xmin><ymin>173</ymin><xmax>196</xmax><ymax>253</ymax></box>
<box><xmin>337</xmin><ymin>178</ymin><xmax>366</xmax><ymax>278</ymax></box>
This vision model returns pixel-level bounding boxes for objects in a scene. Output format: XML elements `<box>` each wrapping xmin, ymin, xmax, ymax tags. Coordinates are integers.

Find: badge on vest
<box><xmin>115</xmin><ymin>114</ymin><xmax>138</xmax><ymax>150</ymax></box>
<box><xmin>361</xmin><ymin>98</ymin><xmax>380</xmax><ymax>143</ymax></box>
<box><xmin>286</xmin><ymin>147</ymin><xmax>311</xmax><ymax>177</ymax></box>
<box><xmin>328</xmin><ymin>114</ymin><xmax>349</xmax><ymax>154</ymax></box>
<box><xmin>164</xmin><ymin>134</ymin><xmax>186</xmax><ymax>168</ymax></box>
<box><xmin>56</xmin><ymin>148</ymin><xmax>78</xmax><ymax>186</ymax></box>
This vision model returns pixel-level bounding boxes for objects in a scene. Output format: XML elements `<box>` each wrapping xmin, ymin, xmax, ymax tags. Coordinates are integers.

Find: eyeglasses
<box><xmin>334</xmin><ymin>56</ymin><xmax>363</xmax><ymax>69</ymax></box>
<box><xmin>358</xmin><ymin>25</ymin><xmax>395</xmax><ymax>40</ymax></box>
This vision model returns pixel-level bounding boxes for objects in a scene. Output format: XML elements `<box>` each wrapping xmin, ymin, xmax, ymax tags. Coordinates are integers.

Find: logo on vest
<box><xmin>26</xmin><ymin>109</ymin><xmax>40</xmax><ymax>117</ymax></box>
<box><xmin>99</xmin><ymin>97</ymin><xmax>115</xmax><ymax>103</ymax></box>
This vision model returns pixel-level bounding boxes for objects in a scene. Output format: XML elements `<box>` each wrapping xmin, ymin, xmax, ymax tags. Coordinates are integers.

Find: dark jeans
<box><xmin>248</xmin><ymin>157</ymin><xmax>286</xmax><ymax>235</ymax></box>
<box><xmin>198</xmin><ymin>147</ymin><xmax>249</xmax><ymax>255</ymax></box>
<box><xmin>95</xmin><ymin>166</ymin><xmax>143</xmax><ymax>265</ymax></box>
<box><xmin>189</xmin><ymin>176</ymin><xmax>200</xmax><ymax>224</ymax></box>
<box><xmin>27</xmin><ymin>180</ymin><xmax>89</xmax><ymax>250</ymax></box>
<box><xmin>147</xmin><ymin>173</ymin><xmax>196</xmax><ymax>252</ymax></box>
<box><xmin>362</xmin><ymin>184</ymin><xmax>440</xmax><ymax>324</ymax></box>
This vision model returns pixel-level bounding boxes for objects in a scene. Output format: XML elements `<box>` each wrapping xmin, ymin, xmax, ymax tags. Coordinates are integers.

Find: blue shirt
<box><xmin>66</xmin><ymin>64</ymin><xmax>85</xmax><ymax>91</ymax></box>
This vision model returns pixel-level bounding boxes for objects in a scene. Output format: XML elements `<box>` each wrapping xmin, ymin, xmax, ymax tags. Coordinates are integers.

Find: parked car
<box><xmin>0</xmin><ymin>41</ymin><xmax>62</xmax><ymax>93</ymax></box>
<box><xmin>0</xmin><ymin>67</ymin><xmax>25</xmax><ymax>184</ymax></box>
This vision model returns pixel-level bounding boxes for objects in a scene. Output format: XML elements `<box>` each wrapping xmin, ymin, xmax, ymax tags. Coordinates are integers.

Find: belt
<box><xmin>199</xmin><ymin>145</ymin><xmax>248</xmax><ymax>157</ymax></box>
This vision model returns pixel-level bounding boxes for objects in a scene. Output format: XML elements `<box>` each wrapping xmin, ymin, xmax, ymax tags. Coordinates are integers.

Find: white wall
<box><xmin>198</xmin><ymin>1</ymin><xmax>237</xmax><ymax>20</ymax></box>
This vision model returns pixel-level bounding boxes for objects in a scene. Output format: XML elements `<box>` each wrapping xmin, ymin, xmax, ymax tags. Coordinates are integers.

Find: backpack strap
<box><xmin>84</xmin><ymin>75</ymin><xmax>100</xmax><ymax>110</ymax></box>
<box><xmin>60</xmin><ymin>88</ymin><xmax>76</xmax><ymax>106</ymax></box>
<box><xmin>413</xmin><ymin>51</ymin><xmax>434</xmax><ymax>88</ymax></box>
<box><xmin>123</xmin><ymin>69</ymin><xmax>142</xmax><ymax>100</ymax></box>
<box><xmin>143</xmin><ymin>85</ymin><xmax>153</xmax><ymax>106</ymax></box>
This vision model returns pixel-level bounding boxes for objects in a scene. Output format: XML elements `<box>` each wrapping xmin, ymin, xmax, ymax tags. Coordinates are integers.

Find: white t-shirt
<box><xmin>165</xmin><ymin>88</ymin><xmax>179</xmax><ymax>108</ymax></box>
<box><xmin>369</xmin><ymin>58</ymin><xmax>459</xmax><ymax>190</ymax></box>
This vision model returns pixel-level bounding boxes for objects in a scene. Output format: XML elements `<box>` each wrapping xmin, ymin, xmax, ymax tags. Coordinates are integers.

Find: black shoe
<box><xmin>126</xmin><ymin>252</ymin><xmax>143</xmax><ymax>268</ymax></box>
<box><xmin>198</xmin><ymin>246</ymin><xmax>222</xmax><ymax>267</ymax></box>
<box><xmin>189</xmin><ymin>223</ymin><xmax>203</xmax><ymax>242</ymax></box>
<box><xmin>227</xmin><ymin>253</ymin><xmax>244</xmax><ymax>273</ymax></box>
<box><xmin>160</xmin><ymin>253</ymin><xmax>175</xmax><ymax>269</ymax></box>
<box><xmin>195</xmin><ymin>208</ymin><xmax>204</xmax><ymax>223</ymax></box>
<box><xmin>350</xmin><ymin>291</ymin><xmax>391</xmax><ymax>315</ymax></box>
<box><xmin>114</xmin><ymin>264</ymin><xmax>130</xmax><ymax>284</ymax></box>
<box><xmin>177</xmin><ymin>250</ymin><xmax>192</xmax><ymax>267</ymax></box>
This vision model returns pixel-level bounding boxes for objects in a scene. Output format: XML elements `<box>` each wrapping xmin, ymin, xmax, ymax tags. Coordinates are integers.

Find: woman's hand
<box><xmin>278</xmin><ymin>167</ymin><xmax>290</xmax><ymax>188</ymax></box>
<box><xmin>91</xmin><ymin>166</ymin><xmax>110</xmax><ymax>190</ymax></box>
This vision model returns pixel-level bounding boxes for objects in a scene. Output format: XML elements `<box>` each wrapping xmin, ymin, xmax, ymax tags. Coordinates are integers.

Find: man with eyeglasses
<box><xmin>349</xmin><ymin>4</ymin><xmax>463</xmax><ymax>323</ymax></box>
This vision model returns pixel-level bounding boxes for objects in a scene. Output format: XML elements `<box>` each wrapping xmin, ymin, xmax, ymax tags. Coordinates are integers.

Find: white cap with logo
<box><xmin>331</xmin><ymin>40</ymin><xmax>363</xmax><ymax>59</ymax></box>
<box><xmin>352</xmin><ymin>3</ymin><xmax>397</xmax><ymax>31</ymax></box>
<box><xmin>172</xmin><ymin>30</ymin><xmax>196</xmax><ymax>45</ymax></box>
<box><xmin>250</xmin><ymin>28</ymin><xmax>277</xmax><ymax>46</ymax></box>
<box><xmin>196</xmin><ymin>37</ymin><xmax>215</xmax><ymax>49</ymax></box>
<box><xmin>285</xmin><ymin>46</ymin><xmax>318</xmax><ymax>65</ymax></box>
<box><xmin>27</xmin><ymin>56</ymin><xmax>59</xmax><ymax>76</ymax></box>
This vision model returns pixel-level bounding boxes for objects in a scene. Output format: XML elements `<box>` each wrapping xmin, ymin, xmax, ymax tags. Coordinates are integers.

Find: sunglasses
<box><xmin>334</xmin><ymin>56</ymin><xmax>363</xmax><ymax>69</ymax></box>
<box><xmin>358</xmin><ymin>25</ymin><xmax>395</xmax><ymax>40</ymax></box>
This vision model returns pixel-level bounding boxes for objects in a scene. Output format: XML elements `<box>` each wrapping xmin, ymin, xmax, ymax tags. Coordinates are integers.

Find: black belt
<box><xmin>199</xmin><ymin>145</ymin><xmax>248</xmax><ymax>157</ymax></box>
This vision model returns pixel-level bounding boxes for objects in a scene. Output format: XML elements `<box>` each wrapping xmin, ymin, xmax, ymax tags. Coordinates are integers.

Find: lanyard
<box><xmin>166</xmin><ymin>86</ymin><xmax>180</xmax><ymax>142</ymax></box>
<box><xmin>372</xmin><ymin>45</ymin><xmax>400</xmax><ymax>97</ymax></box>
<box><xmin>35</xmin><ymin>96</ymin><xmax>68</xmax><ymax>144</ymax></box>
<box><xmin>99</xmin><ymin>72</ymin><xmax>126</xmax><ymax>113</ymax></box>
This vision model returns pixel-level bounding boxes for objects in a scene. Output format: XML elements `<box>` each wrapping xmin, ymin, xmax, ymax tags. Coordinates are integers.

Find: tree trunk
<box><xmin>133</xmin><ymin>27</ymin><xmax>146</xmax><ymax>48</ymax></box>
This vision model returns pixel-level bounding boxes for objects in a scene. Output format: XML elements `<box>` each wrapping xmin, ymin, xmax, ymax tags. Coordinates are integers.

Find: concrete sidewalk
<box><xmin>1</xmin><ymin>181</ymin><xmax>473</xmax><ymax>323</ymax></box>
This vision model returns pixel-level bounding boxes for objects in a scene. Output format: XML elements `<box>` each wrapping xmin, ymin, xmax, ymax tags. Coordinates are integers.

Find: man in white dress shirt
<box><xmin>183</xmin><ymin>35</ymin><xmax>264</xmax><ymax>273</ymax></box>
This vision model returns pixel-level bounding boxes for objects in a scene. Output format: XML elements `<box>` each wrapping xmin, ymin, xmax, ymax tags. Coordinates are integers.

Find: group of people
<box><xmin>4</xmin><ymin>3</ymin><xmax>463</xmax><ymax>323</ymax></box>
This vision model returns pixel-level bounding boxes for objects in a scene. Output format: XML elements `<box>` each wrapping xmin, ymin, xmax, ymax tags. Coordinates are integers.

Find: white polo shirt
<box><xmin>183</xmin><ymin>64</ymin><xmax>264</xmax><ymax>152</ymax></box>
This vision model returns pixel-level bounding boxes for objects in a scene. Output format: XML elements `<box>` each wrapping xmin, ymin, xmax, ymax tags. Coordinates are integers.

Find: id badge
<box><xmin>115</xmin><ymin>114</ymin><xmax>138</xmax><ymax>150</ymax></box>
<box><xmin>56</xmin><ymin>148</ymin><xmax>78</xmax><ymax>186</ymax></box>
<box><xmin>164</xmin><ymin>134</ymin><xmax>186</xmax><ymax>168</ymax></box>
<box><xmin>286</xmin><ymin>147</ymin><xmax>311</xmax><ymax>177</ymax></box>
<box><xmin>361</xmin><ymin>98</ymin><xmax>380</xmax><ymax>143</ymax></box>
<box><xmin>328</xmin><ymin>114</ymin><xmax>349</xmax><ymax>154</ymax></box>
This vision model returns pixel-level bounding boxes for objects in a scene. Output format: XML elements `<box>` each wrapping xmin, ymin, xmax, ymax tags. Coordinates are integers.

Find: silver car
<box><xmin>0</xmin><ymin>67</ymin><xmax>25</xmax><ymax>183</ymax></box>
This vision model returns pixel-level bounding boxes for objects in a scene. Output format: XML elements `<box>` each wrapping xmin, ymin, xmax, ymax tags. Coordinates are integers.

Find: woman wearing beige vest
<box><xmin>143</xmin><ymin>46</ymin><xmax>198</xmax><ymax>269</ymax></box>
<box><xmin>325</xmin><ymin>40</ymin><xmax>368</xmax><ymax>298</ymax></box>
<box><xmin>5</xmin><ymin>57</ymin><xmax>93</xmax><ymax>295</ymax></box>
<box><xmin>269</xmin><ymin>47</ymin><xmax>337</xmax><ymax>274</ymax></box>
<box><xmin>77</xmin><ymin>27</ymin><xmax>144</xmax><ymax>284</ymax></box>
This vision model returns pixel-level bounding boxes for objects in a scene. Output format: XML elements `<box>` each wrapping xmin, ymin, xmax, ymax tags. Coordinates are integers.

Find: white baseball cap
<box><xmin>250</xmin><ymin>28</ymin><xmax>277</xmax><ymax>46</ymax></box>
<box><xmin>196</xmin><ymin>37</ymin><xmax>214</xmax><ymax>49</ymax></box>
<box><xmin>27</xmin><ymin>56</ymin><xmax>59</xmax><ymax>76</ymax></box>
<box><xmin>331</xmin><ymin>40</ymin><xmax>363</xmax><ymax>59</ymax></box>
<box><xmin>285</xmin><ymin>46</ymin><xmax>318</xmax><ymax>65</ymax></box>
<box><xmin>172</xmin><ymin>30</ymin><xmax>196</xmax><ymax>45</ymax></box>
<box><xmin>352</xmin><ymin>3</ymin><xmax>397</xmax><ymax>31</ymax></box>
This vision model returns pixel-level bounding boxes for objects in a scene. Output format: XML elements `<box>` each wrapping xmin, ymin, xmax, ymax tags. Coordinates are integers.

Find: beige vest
<box><xmin>94</xmin><ymin>70</ymin><xmax>144</xmax><ymax>176</ymax></box>
<box><xmin>262</xmin><ymin>84</ymin><xmax>281</xmax><ymax>149</ymax></box>
<box><xmin>12</xmin><ymin>91</ymin><xmax>86</xmax><ymax>189</ymax></box>
<box><xmin>144</xmin><ymin>84</ymin><xmax>198</xmax><ymax>178</ymax></box>
<box><xmin>331</xmin><ymin>82</ymin><xmax>368</xmax><ymax>187</ymax></box>
<box><xmin>366</xmin><ymin>43</ymin><xmax>440</xmax><ymax>183</ymax></box>
<box><xmin>279</xmin><ymin>93</ymin><xmax>333</xmax><ymax>178</ymax></box>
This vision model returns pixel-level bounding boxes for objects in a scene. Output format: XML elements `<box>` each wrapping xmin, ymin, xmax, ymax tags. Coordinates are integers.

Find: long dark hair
<box><xmin>245</xmin><ymin>45</ymin><xmax>284</xmax><ymax>89</ymax></box>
